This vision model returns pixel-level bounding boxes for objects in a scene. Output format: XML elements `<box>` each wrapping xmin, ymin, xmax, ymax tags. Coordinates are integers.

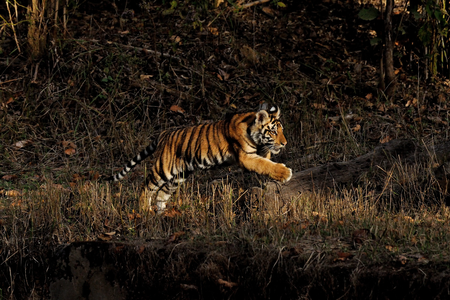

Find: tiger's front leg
<box><xmin>239</xmin><ymin>152</ymin><xmax>292</xmax><ymax>183</ymax></box>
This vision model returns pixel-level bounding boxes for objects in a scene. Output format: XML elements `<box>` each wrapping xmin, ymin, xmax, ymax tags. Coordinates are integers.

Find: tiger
<box><xmin>107</xmin><ymin>104</ymin><xmax>292</xmax><ymax>213</ymax></box>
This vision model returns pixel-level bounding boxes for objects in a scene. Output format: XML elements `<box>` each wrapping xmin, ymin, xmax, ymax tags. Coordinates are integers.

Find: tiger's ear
<box><xmin>267</xmin><ymin>105</ymin><xmax>280</xmax><ymax>118</ymax></box>
<box><xmin>259</xmin><ymin>103</ymin><xmax>278</xmax><ymax>112</ymax></box>
<box><xmin>255</xmin><ymin>110</ymin><xmax>270</xmax><ymax>125</ymax></box>
<box><xmin>259</xmin><ymin>102</ymin><xmax>269</xmax><ymax>111</ymax></box>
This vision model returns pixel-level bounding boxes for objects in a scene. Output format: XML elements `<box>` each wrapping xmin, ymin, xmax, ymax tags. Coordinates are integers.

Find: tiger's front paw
<box><xmin>271</xmin><ymin>164</ymin><xmax>292</xmax><ymax>183</ymax></box>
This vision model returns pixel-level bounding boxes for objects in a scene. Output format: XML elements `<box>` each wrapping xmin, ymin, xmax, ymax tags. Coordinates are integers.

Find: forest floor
<box><xmin>2</xmin><ymin>0</ymin><xmax>450</xmax><ymax>299</ymax></box>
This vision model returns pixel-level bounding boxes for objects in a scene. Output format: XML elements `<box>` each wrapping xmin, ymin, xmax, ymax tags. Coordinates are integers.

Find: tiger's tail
<box><xmin>107</xmin><ymin>138</ymin><xmax>158</xmax><ymax>182</ymax></box>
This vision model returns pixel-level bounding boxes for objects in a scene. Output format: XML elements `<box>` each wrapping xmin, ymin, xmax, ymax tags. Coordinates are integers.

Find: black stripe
<box><xmin>176</xmin><ymin>127</ymin><xmax>189</xmax><ymax>158</ymax></box>
<box><xmin>205</xmin><ymin>124</ymin><xmax>214</xmax><ymax>165</ymax></box>
<box><xmin>246</xmin><ymin>126</ymin><xmax>253</xmax><ymax>139</ymax></box>
<box><xmin>187</xmin><ymin>125</ymin><xmax>202</xmax><ymax>165</ymax></box>
<box><xmin>241</xmin><ymin>115</ymin><xmax>255</xmax><ymax>124</ymax></box>
<box><xmin>194</xmin><ymin>125</ymin><xmax>207</xmax><ymax>166</ymax></box>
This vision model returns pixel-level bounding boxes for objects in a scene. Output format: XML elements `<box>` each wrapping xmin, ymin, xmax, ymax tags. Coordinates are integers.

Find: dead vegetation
<box><xmin>1</xmin><ymin>0</ymin><xmax>450</xmax><ymax>298</ymax></box>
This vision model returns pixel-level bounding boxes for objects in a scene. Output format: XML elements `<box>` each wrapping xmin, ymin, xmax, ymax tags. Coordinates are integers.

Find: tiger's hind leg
<box><xmin>139</xmin><ymin>177</ymin><xmax>186</xmax><ymax>214</ymax></box>
<box><xmin>139</xmin><ymin>180</ymin><xmax>162</xmax><ymax>213</ymax></box>
<box><xmin>154</xmin><ymin>177</ymin><xmax>186</xmax><ymax>212</ymax></box>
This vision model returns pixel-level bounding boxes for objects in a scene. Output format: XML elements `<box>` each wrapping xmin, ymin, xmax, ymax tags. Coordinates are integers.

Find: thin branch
<box><xmin>85</xmin><ymin>39</ymin><xmax>181</xmax><ymax>61</ymax></box>
<box><xmin>241</xmin><ymin>0</ymin><xmax>271</xmax><ymax>9</ymax></box>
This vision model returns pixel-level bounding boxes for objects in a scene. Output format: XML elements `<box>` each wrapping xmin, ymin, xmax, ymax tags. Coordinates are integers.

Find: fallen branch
<box><xmin>241</xmin><ymin>0</ymin><xmax>271</xmax><ymax>9</ymax></box>
<box><xmin>84</xmin><ymin>39</ymin><xmax>181</xmax><ymax>61</ymax></box>
<box><xmin>255</xmin><ymin>139</ymin><xmax>450</xmax><ymax>201</ymax></box>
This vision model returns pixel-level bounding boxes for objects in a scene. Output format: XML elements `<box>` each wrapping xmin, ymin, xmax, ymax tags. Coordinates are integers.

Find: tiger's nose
<box><xmin>281</xmin><ymin>140</ymin><xmax>287</xmax><ymax>146</ymax></box>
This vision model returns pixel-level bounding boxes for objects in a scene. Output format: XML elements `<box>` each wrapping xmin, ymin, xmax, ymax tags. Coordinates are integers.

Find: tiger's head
<box><xmin>251</xmin><ymin>105</ymin><xmax>287</xmax><ymax>155</ymax></box>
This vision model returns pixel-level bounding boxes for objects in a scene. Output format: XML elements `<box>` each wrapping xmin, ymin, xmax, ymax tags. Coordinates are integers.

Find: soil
<box><xmin>3</xmin><ymin>240</ymin><xmax>450</xmax><ymax>300</ymax></box>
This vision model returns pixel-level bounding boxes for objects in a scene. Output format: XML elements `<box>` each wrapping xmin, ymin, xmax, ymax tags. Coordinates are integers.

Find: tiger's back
<box><xmin>108</xmin><ymin>104</ymin><xmax>292</xmax><ymax>213</ymax></box>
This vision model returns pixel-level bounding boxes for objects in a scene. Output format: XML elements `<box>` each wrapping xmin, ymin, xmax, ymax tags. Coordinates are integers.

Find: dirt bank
<box><xmin>2</xmin><ymin>241</ymin><xmax>450</xmax><ymax>299</ymax></box>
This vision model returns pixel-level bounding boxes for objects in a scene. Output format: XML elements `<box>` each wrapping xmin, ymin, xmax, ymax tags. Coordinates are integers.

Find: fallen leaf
<box><xmin>61</xmin><ymin>141</ymin><xmax>76</xmax><ymax>149</ymax></box>
<box><xmin>114</xmin><ymin>245</ymin><xmax>125</xmax><ymax>253</ymax></box>
<box><xmin>217</xmin><ymin>278</ymin><xmax>238</xmax><ymax>288</ymax></box>
<box><xmin>352</xmin><ymin>229</ymin><xmax>373</xmax><ymax>244</ymax></box>
<box><xmin>89</xmin><ymin>171</ymin><xmax>100</xmax><ymax>180</ymax></box>
<box><xmin>417</xmin><ymin>255</ymin><xmax>429</xmax><ymax>264</ymax></box>
<box><xmin>2</xmin><ymin>174</ymin><xmax>18</xmax><ymax>181</ymax></box>
<box><xmin>140</xmin><ymin>74</ymin><xmax>153</xmax><ymax>80</ymax></box>
<box><xmin>173</xmin><ymin>35</ymin><xmax>181</xmax><ymax>42</ymax></box>
<box><xmin>377</xmin><ymin>103</ymin><xmax>386</xmax><ymax>112</ymax></box>
<box><xmin>218</xmin><ymin>69</ymin><xmax>230</xmax><ymax>81</ymax></box>
<box><xmin>397</xmin><ymin>255</ymin><xmax>408</xmax><ymax>264</ymax></box>
<box><xmin>385</xmin><ymin>245</ymin><xmax>398</xmax><ymax>252</ymax></box>
<box><xmin>72</xmin><ymin>173</ymin><xmax>83</xmax><ymax>181</ymax></box>
<box><xmin>65</xmin><ymin>148</ymin><xmax>76</xmax><ymax>155</ymax></box>
<box><xmin>334</xmin><ymin>220</ymin><xmax>344</xmax><ymax>226</ymax></box>
<box><xmin>405</xmin><ymin>98</ymin><xmax>418</xmax><ymax>108</ymax></box>
<box><xmin>311</xmin><ymin>103</ymin><xmax>326</xmax><ymax>110</ymax></box>
<box><xmin>336</xmin><ymin>252</ymin><xmax>354</xmax><ymax>261</ymax></box>
<box><xmin>300</xmin><ymin>219</ymin><xmax>310</xmax><ymax>229</ymax></box>
<box><xmin>208</xmin><ymin>27</ymin><xmax>219</xmax><ymax>35</ymax></box>
<box><xmin>13</xmin><ymin>140</ymin><xmax>32</xmax><ymax>149</ymax></box>
<box><xmin>352</xmin><ymin>124</ymin><xmax>361</xmax><ymax>132</ymax></box>
<box><xmin>240</xmin><ymin>45</ymin><xmax>259</xmax><ymax>64</ymax></box>
<box><xmin>170</xmin><ymin>105</ymin><xmax>185</xmax><ymax>114</ymax></box>
<box><xmin>262</xmin><ymin>6</ymin><xmax>276</xmax><ymax>17</ymax></box>
<box><xmin>104</xmin><ymin>231</ymin><xmax>116</xmax><ymax>236</ymax></box>
<box><xmin>167</xmin><ymin>231</ymin><xmax>185</xmax><ymax>243</ymax></box>
<box><xmin>98</xmin><ymin>234</ymin><xmax>112</xmax><ymax>241</ymax></box>
<box><xmin>164</xmin><ymin>207</ymin><xmax>182</xmax><ymax>218</ymax></box>
<box><xmin>380</xmin><ymin>135</ymin><xmax>392</xmax><ymax>144</ymax></box>
<box><xmin>402</xmin><ymin>215</ymin><xmax>414</xmax><ymax>223</ymax></box>
<box><xmin>10</xmin><ymin>200</ymin><xmax>23</xmax><ymax>207</ymax></box>
<box><xmin>128</xmin><ymin>211</ymin><xmax>142</xmax><ymax>220</ymax></box>
<box><xmin>136</xmin><ymin>245</ymin><xmax>145</xmax><ymax>254</ymax></box>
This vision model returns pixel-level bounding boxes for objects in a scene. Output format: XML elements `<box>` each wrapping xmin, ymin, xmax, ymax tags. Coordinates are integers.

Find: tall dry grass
<box><xmin>2</xmin><ymin>155</ymin><xmax>450</xmax><ymax>261</ymax></box>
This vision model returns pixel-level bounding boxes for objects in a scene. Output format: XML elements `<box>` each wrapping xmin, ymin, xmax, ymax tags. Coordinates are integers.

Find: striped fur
<box><xmin>108</xmin><ymin>104</ymin><xmax>292</xmax><ymax>213</ymax></box>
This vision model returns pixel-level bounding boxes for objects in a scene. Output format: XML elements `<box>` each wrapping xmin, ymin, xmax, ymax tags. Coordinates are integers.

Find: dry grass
<box><xmin>2</xmin><ymin>158</ymin><xmax>450</xmax><ymax>261</ymax></box>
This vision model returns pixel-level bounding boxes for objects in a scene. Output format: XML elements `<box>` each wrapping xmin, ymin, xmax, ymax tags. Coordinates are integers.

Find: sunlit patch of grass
<box><xmin>3</xmin><ymin>141</ymin><xmax>450</xmax><ymax>299</ymax></box>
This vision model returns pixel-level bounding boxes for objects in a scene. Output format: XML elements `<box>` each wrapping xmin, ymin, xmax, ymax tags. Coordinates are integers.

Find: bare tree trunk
<box><xmin>384</xmin><ymin>0</ymin><xmax>396</xmax><ymax>96</ymax></box>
